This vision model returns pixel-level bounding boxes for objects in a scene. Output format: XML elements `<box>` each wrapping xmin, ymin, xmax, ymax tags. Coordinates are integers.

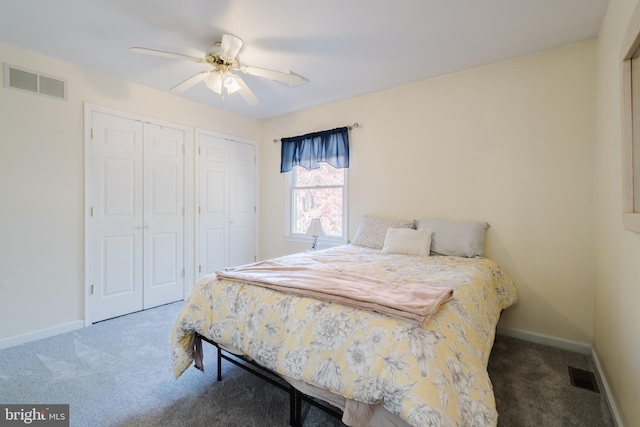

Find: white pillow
<box><xmin>352</xmin><ymin>215</ymin><xmax>413</xmax><ymax>249</ymax></box>
<box><xmin>382</xmin><ymin>228</ymin><xmax>433</xmax><ymax>256</ymax></box>
<box><xmin>416</xmin><ymin>218</ymin><xmax>489</xmax><ymax>258</ymax></box>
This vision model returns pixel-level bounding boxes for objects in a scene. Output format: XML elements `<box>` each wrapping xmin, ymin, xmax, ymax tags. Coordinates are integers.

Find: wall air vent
<box><xmin>3</xmin><ymin>64</ymin><xmax>67</xmax><ymax>101</ymax></box>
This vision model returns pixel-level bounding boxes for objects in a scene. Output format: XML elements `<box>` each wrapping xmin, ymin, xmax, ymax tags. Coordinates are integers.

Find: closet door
<box><xmin>88</xmin><ymin>109</ymin><xmax>185</xmax><ymax>323</ymax></box>
<box><xmin>142</xmin><ymin>123</ymin><xmax>185</xmax><ymax>309</ymax></box>
<box><xmin>89</xmin><ymin>112</ymin><xmax>144</xmax><ymax>322</ymax></box>
<box><xmin>197</xmin><ymin>132</ymin><xmax>256</xmax><ymax>281</ymax></box>
<box><xmin>229</xmin><ymin>142</ymin><xmax>256</xmax><ymax>267</ymax></box>
<box><xmin>198</xmin><ymin>134</ymin><xmax>230</xmax><ymax>278</ymax></box>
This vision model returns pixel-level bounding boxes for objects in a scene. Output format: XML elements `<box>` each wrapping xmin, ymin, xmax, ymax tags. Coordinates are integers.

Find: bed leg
<box><xmin>289</xmin><ymin>387</ymin><xmax>296</xmax><ymax>426</ymax></box>
<box><xmin>288</xmin><ymin>387</ymin><xmax>302</xmax><ymax>427</ymax></box>
<box><xmin>294</xmin><ymin>388</ymin><xmax>302</xmax><ymax>427</ymax></box>
<box><xmin>217</xmin><ymin>345</ymin><xmax>222</xmax><ymax>381</ymax></box>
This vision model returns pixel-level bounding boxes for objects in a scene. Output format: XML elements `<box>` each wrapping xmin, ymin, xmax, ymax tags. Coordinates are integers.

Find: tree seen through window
<box><xmin>291</xmin><ymin>163</ymin><xmax>345</xmax><ymax>238</ymax></box>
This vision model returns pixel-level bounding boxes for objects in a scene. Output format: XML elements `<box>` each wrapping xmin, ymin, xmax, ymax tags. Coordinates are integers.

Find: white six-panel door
<box><xmin>89</xmin><ymin>111</ymin><xmax>144</xmax><ymax>322</ymax></box>
<box><xmin>88</xmin><ymin>110</ymin><xmax>184</xmax><ymax>322</ymax></box>
<box><xmin>198</xmin><ymin>135</ymin><xmax>229</xmax><ymax>276</ymax></box>
<box><xmin>228</xmin><ymin>141</ymin><xmax>257</xmax><ymax>267</ymax></box>
<box><xmin>197</xmin><ymin>132</ymin><xmax>256</xmax><ymax>280</ymax></box>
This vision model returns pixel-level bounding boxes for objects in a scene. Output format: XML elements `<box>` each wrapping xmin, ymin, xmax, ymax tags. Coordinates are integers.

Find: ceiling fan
<box><xmin>130</xmin><ymin>34</ymin><xmax>307</xmax><ymax>105</ymax></box>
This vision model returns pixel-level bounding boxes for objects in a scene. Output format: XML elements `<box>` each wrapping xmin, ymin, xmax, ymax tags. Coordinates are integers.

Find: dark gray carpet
<box><xmin>489</xmin><ymin>334</ymin><xmax>614</xmax><ymax>427</ymax></box>
<box><xmin>0</xmin><ymin>302</ymin><xmax>614</xmax><ymax>427</ymax></box>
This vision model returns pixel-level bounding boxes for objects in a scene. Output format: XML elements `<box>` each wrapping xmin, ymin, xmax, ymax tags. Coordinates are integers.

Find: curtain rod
<box><xmin>272</xmin><ymin>123</ymin><xmax>360</xmax><ymax>143</ymax></box>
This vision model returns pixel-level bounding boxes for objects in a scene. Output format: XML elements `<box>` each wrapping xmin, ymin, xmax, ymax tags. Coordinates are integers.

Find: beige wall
<box><xmin>594</xmin><ymin>0</ymin><xmax>640</xmax><ymax>425</ymax></box>
<box><xmin>0</xmin><ymin>43</ymin><xmax>260</xmax><ymax>343</ymax></box>
<box><xmin>261</xmin><ymin>41</ymin><xmax>597</xmax><ymax>345</ymax></box>
<box><xmin>1</xmin><ymin>13</ymin><xmax>635</xmax><ymax>424</ymax></box>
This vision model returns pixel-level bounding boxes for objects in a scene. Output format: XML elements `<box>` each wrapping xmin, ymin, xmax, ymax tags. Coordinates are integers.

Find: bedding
<box><xmin>216</xmin><ymin>259</ymin><xmax>453</xmax><ymax>325</ymax></box>
<box><xmin>416</xmin><ymin>218</ymin><xmax>490</xmax><ymax>258</ymax></box>
<box><xmin>352</xmin><ymin>215</ymin><xmax>413</xmax><ymax>249</ymax></box>
<box><xmin>171</xmin><ymin>245</ymin><xmax>517</xmax><ymax>427</ymax></box>
<box><xmin>382</xmin><ymin>228</ymin><xmax>433</xmax><ymax>256</ymax></box>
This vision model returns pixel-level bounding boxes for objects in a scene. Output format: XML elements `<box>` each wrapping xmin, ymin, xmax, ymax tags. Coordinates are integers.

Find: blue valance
<box><xmin>280</xmin><ymin>127</ymin><xmax>350</xmax><ymax>173</ymax></box>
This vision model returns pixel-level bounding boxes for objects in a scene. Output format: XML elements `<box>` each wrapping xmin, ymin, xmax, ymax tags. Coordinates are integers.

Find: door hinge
<box><xmin>181</xmin><ymin>269</ymin><xmax>185</xmax><ymax>278</ymax></box>
<box><xmin>90</xmin><ymin>207</ymin><xmax>94</xmax><ymax>217</ymax></box>
<box><xmin>182</xmin><ymin>145</ymin><xmax>185</xmax><ymax>154</ymax></box>
<box><xmin>181</xmin><ymin>207</ymin><xmax>185</xmax><ymax>215</ymax></box>
<box><xmin>198</xmin><ymin>146</ymin><xmax>201</xmax><ymax>156</ymax></box>
<box><xmin>90</xmin><ymin>284</ymin><xmax>94</xmax><ymax>295</ymax></box>
<box><xmin>198</xmin><ymin>206</ymin><xmax>201</xmax><ymax>214</ymax></box>
<box><xmin>198</xmin><ymin>265</ymin><xmax>202</xmax><ymax>273</ymax></box>
<box><xmin>254</xmin><ymin>206</ymin><xmax>256</xmax><ymax>213</ymax></box>
<box><xmin>90</xmin><ymin>128</ymin><xmax>94</xmax><ymax>139</ymax></box>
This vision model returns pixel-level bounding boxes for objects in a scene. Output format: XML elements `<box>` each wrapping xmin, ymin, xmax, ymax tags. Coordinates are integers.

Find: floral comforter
<box><xmin>171</xmin><ymin>245</ymin><xmax>517</xmax><ymax>427</ymax></box>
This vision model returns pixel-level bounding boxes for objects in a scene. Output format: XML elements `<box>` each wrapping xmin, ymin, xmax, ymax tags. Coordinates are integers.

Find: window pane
<box><xmin>293</xmin><ymin>187</ymin><xmax>343</xmax><ymax>236</ymax></box>
<box><xmin>294</xmin><ymin>163</ymin><xmax>344</xmax><ymax>187</ymax></box>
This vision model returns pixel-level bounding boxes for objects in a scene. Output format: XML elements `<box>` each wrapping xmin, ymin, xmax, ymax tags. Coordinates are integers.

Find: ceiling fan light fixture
<box><xmin>223</xmin><ymin>74</ymin><xmax>242</xmax><ymax>94</ymax></box>
<box><xmin>204</xmin><ymin>72</ymin><xmax>223</xmax><ymax>94</ymax></box>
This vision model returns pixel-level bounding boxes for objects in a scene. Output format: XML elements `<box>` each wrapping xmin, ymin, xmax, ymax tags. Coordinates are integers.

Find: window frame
<box><xmin>284</xmin><ymin>165</ymin><xmax>349</xmax><ymax>246</ymax></box>
<box><xmin>622</xmin><ymin>1</ymin><xmax>640</xmax><ymax>232</ymax></box>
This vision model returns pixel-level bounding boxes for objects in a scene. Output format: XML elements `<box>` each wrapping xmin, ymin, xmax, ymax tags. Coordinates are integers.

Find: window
<box><xmin>622</xmin><ymin>1</ymin><xmax>640</xmax><ymax>232</ymax></box>
<box><xmin>286</xmin><ymin>162</ymin><xmax>347</xmax><ymax>243</ymax></box>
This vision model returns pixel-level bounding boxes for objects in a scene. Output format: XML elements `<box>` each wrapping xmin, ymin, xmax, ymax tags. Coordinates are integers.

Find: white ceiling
<box><xmin>0</xmin><ymin>0</ymin><xmax>609</xmax><ymax>120</ymax></box>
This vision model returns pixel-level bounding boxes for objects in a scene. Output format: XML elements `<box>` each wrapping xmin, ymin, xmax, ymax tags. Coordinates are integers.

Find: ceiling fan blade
<box><xmin>170</xmin><ymin>71</ymin><xmax>210</xmax><ymax>93</ymax></box>
<box><xmin>232</xmin><ymin>75</ymin><xmax>259</xmax><ymax>106</ymax></box>
<box><xmin>238</xmin><ymin>65</ymin><xmax>307</xmax><ymax>87</ymax></box>
<box><xmin>130</xmin><ymin>47</ymin><xmax>205</xmax><ymax>63</ymax></box>
<box><xmin>219</xmin><ymin>34</ymin><xmax>244</xmax><ymax>61</ymax></box>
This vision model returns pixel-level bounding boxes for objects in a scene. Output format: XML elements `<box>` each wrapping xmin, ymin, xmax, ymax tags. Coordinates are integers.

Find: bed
<box><xmin>171</xmin><ymin>219</ymin><xmax>517</xmax><ymax>427</ymax></box>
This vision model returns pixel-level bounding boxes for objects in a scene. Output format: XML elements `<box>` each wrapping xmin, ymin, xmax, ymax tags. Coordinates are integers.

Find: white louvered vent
<box><xmin>3</xmin><ymin>64</ymin><xmax>67</xmax><ymax>100</ymax></box>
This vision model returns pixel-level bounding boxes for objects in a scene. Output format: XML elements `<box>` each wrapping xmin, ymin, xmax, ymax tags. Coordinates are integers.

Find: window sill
<box><xmin>623</xmin><ymin>213</ymin><xmax>640</xmax><ymax>233</ymax></box>
<box><xmin>285</xmin><ymin>235</ymin><xmax>348</xmax><ymax>247</ymax></box>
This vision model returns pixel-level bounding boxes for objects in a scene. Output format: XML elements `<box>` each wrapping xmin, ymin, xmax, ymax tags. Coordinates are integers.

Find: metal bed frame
<box><xmin>197</xmin><ymin>334</ymin><xmax>343</xmax><ymax>427</ymax></box>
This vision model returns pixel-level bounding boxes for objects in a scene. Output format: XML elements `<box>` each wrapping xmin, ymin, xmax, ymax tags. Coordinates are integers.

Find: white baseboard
<box><xmin>0</xmin><ymin>320</ymin><xmax>84</xmax><ymax>350</ymax></box>
<box><xmin>496</xmin><ymin>326</ymin><xmax>592</xmax><ymax>354</ymax></box>
<box><xmin>592</xmin><ymin>348</ymin><xmax>624</xmax><ymax>427</ymax></box>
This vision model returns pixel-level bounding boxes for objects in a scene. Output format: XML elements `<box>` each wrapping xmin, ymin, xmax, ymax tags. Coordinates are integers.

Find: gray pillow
<box><xmin>352</xmin><ymin>215</ymin><xmax>413</xmax><ymax>249</ymax></box>
<box><xmin>416</xmin><ymin>218</ymin><xmax>489</xmax><ymax>258</ymax></box>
